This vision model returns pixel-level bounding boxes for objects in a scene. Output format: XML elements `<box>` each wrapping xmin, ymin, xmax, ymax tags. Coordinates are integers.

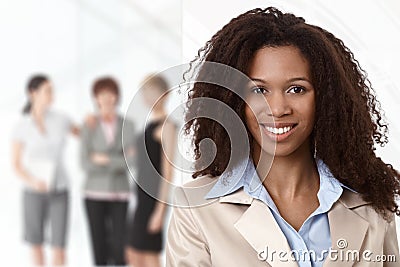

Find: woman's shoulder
<box><xmin>12</xmin><ymin>114</ymin><xmax>31</xmax><ymax>139</ymax></box>
<box><xmin>47</xmin><ymin>108</ymin><xmax>66</xmax><ymax>118</ymax></box>
<box><xmin>120</xmin><ymin>114</ymin><xmax>134</xmax><ymax>127</ymax></box>
<box><xmin>182</xmin><ymin>175</ymin><xmax>219</xmax><ymax>188</ymax></box>
<box><xmin>338</xmin><ymin>188</ymin><xmax>395</xmax><ymax>225</ymax></box>
<box><xmin>47</xmin><ymin>109</ymin><xmax>71</xmax><ymax>125</ymax></box>
<box><xmin>172</xmin><ymin>175</ymin><xmax>220</xmax><ymax>207</ymax></box>
<box><xmin>338</xmin><ymin>188</ymin><xmax>372</xmax><ymax>209</ymax></box>
<box><xmin>14</xmin><ymin>113</ymin><xmax>31</xmax><ymax>125</ymax></box>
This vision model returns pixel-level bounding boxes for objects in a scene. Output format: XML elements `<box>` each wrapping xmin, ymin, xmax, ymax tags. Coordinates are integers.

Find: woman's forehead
<box><xmin>248</xmin><ymin>46</ymin><xmax>311</xmax><ymax>82</ymax></box>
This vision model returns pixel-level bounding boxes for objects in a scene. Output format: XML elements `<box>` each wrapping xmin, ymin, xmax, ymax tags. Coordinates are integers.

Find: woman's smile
<box><xmin>260</xmin><ymin>122</ymin><xmax>298</xmax><ymax>142</ymax></box>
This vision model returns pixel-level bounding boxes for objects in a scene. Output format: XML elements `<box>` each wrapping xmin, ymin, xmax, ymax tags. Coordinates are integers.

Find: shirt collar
<box><xmin>204</xmin><ymin>157</ymin><xmax>357</xmax><ymax>201</ymax></box>
<box><xmin>204</xmin><ymin>157</ymin><xmax>249</xmax><ymax>199</ymax></box>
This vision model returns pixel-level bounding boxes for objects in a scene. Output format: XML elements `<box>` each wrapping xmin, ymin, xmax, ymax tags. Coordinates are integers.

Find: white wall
<box><xmin>0</xmin><ymin>0</ymin><xmax>182</xmax><ymax>265</ymax></box>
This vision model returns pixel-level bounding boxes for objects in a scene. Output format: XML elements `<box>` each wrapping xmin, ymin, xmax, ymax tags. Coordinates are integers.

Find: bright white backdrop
<box><xmin>0</xmin><ymin>0</ymin><xmax>399</xmax><ymax>266</ymax></box>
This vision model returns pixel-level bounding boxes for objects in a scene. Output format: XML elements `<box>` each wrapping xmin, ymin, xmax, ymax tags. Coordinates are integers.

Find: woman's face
<box><xmin>244</xmin><ymin>45</ymin><xmax>315</xmax><ymax>158</ymax></box>
<box><xmin>30</xmin><ymin>81</ymin><xmax>53</xmax><ymax>109</ymax></box>
<box><xmin>142</xmin><ymin>85</ymin><xmax>165</xmax><ymax>109</ymax></box>
<box><xmin>95</xmin><ymin>88</ymin><xmax>118</xmax><ymax>113</ymax></box>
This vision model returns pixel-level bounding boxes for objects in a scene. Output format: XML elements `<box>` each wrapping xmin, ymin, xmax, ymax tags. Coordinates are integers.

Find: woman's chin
<box><xmin>259</xmin><ymin>145</ymin><xmax>297</xmax><ymax>158</ymax></box>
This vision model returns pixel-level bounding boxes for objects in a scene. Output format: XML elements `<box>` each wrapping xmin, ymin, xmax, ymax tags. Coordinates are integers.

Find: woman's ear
<box><xmin>28</xmin><ymin>90</ymin><xmax>36</xmax><ymax>102</ymax></box>
<box><xmin>93</xmin><ymin>96</ymin><xmax>100</xmax><ymax>108</ymax></box>
<box><xmin>115</xmin><ymin>90</ymin><xmax>121</xmax><ymax>106</ymax></box>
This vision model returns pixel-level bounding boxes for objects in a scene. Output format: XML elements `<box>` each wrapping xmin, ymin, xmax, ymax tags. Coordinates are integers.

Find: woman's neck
<box><xmin>31</xmin><ymin>105</ymin><xmax>47</xmax><ymax>120</ymax></box>
<box><xmin>99</xmin><ymin>110</ymin><xmax>116</xmax><ymax>122</ymax></box>
<box><xmin>254</xmin><ymin>142</ymin><xmax>319</xmax><ymax>201</ymax></box>
<box><xmin>149</xmin><ymin>107</ymin><xmax>166</xmax><ymax>121</ymax></box>
<box><xmin>30</xmin><ymin>105</ymin><xmax>47</xmax><ymax>134</ymax></box>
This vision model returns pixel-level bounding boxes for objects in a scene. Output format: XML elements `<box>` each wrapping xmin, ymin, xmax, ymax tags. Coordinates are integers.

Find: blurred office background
<box><xmin>0</xmin><ymin>0</ymin><xmax>399</xmax><ymax>265</ymax></box>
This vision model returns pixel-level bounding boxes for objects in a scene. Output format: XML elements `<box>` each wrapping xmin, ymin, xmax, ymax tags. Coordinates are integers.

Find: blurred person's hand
<box><xmin>124</xmin><ymin>247</ymin><xmax>134</xmax><ymax>265</ymax></box>
<box><xmin>125</xmin><ymin>147</ymin><xmax>135</xmax><ymax>158</ymax></box>
<box><xmin>91</xmin><ymin>153</ymin><xmax>110</xmax><ymax>165</ymax></box>
<box><xmin>30</xmin><ymin>178</ymin><xmax>48</xmax><ymax>193</ymax></box>
<box><xmin>84</xmin><ymin>114</ymin><xmax>97</xmax><ymax>129</ymax></box>
<box><xmin>147</xmin><ymin>208</ymin><xmax>164</xmax><ymax>234</ymax></box>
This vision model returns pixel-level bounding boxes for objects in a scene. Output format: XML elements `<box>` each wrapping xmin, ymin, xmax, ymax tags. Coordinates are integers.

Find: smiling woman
<box><xmin>245</xmin><ymin>45</ymin><xmax>316</xmax><ymax>158</ymax></box>
<box><xmin>166</xmin><ymin>7</ymin><xmax>400</xmax><ymax>267</ymax></box>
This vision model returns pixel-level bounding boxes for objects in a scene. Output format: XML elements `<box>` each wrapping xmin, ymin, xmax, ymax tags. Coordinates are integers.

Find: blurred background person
<box><xmin>80</xmin><ymin>77</ymin><xmax>135</xmax><ymax>266</ymax></box>
<box><xmin>126</xmin><ymin>74</ymin><xmax>177</xmax><ymax>267</ymax></box>
<box><xmin>11</xmin><ymin>74</ymin><xmax>79</xmax><ymax>266</ymax></box>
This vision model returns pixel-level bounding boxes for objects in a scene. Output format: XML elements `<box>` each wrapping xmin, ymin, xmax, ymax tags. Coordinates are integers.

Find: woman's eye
<box><xmin>287</xmin><ymin>86</ymin><xmax>305</xmax><ymax>94</ymax></box>
<box><xmin>251</xmin><ymin>87</ymin><xmax>267</xmax><ymax>94</ymax></box>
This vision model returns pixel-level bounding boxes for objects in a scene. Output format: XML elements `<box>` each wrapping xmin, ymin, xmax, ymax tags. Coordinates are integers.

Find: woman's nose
<box><xmin>266</xmin><ymin>93</ymin><xmax>291</xmax><ymax>118</ymax></box>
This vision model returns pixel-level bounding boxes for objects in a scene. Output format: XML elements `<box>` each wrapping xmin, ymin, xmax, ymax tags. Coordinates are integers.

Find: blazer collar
<box><xmin>219</xmin><ymin>188</ymin><xmax>253</xmax><ymax>204</ymax></box>
<box><xmin>323</xmin><ymin>197</ymin><xmax>370</xmax><ymax>267</ymax></box>
<box><xmin>337</xmin><ymin>188</ymin><xmax>371</xmax><ymax>208</ymax></box>
<box><xmin>219</xmin><ymin>182</ymin><xmax>371</xmax><ymax>208</ymax></box>
<box><xmin>222</xmin><ymin>188</ymin><xmax>372</xmax><ymax>267</ymax></box>
<box><xmin>96</xmin><ymin>114</ymin><xmax>123</xmax><ymax>146</ymax></box>
<box><xmin>233</xmin><ymin>198</ymin><xmax>298</xmax><ymax>267</ymax></box>
<box><xmin>324</xmin><ymin>189</ymin><xmax>372</xmax><ymax>267</ymax></box>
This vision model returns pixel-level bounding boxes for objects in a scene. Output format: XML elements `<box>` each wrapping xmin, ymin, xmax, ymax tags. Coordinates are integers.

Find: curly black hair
<box><xmin>183</xmin><ymin>7</ymin><xmax>400</xmax><ymax>221</ymax></box>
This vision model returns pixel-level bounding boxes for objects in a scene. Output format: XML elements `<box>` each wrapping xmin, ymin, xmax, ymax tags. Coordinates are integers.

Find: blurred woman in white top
<box><xmin>11</xmin><ymin>74</ymin><xmax>79</xmax><ymax>266</ymax></box>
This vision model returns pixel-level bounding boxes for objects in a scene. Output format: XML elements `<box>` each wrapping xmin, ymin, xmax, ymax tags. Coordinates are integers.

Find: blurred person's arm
<box><xmin>12</xmin><ymin>141</ymin><xmax>47</xmax><ymax>192</ymax></box>
<box><xmin>80</xmin><ymin>125</ymin><xmax>102</xmax><ymax>172</ymax></box>
<box><xmin>81</xmin><ymin>119</ymin><xmax>135</xmax><ymax>172</ymax></box>
<box><xmin>70</xmin><ymin>114</ymin><xmax>98</xmax><ymax>137</ymax></box>
<box><xmin>148</xmin><ymin>120</ymin><xmax>176</xmax><ymax>233</ymax></box>
<box><xmin>104</xmin><ymin>119</ymin><xmax>135</xmax><ymax>173</ymax></box>
<box><xmin>70</xmin><ymin>124</ymin><xmax>80</xmax><ymax>136</ymax></box>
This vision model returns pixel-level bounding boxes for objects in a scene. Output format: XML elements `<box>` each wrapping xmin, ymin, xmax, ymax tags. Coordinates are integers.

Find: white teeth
<box><xmin>264</xmin><ymin>125</ymin><xmax>293</xmax><ymax>135</ymax></box>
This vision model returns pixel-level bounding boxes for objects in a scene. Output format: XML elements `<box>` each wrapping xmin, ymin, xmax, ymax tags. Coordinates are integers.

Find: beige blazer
<box><xmin>166</xmin><ymin>176</ymin><xmax>400</xmax><ymax>266</ymax></box>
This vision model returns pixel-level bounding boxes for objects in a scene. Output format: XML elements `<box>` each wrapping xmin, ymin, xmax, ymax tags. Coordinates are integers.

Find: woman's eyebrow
<box><xmin>248</xmin><ymin>76</ymin><xmax>311</xmax><ymax>84</ymax></box>
<box><xmin>249</xmin><ymin>77</ymin><xmax>265</xmax><ymax>83</ymax></box>
<box><xmin>287</xmin><ymin>77</ymin><xmax>311</xmax><ymax>83</ymax></box>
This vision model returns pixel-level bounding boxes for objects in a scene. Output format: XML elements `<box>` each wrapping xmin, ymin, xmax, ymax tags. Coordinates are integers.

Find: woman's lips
<box><xmin>260</xmin><ymin>123</ymin><xmax>297</xmax><ymax>142</ymax></box>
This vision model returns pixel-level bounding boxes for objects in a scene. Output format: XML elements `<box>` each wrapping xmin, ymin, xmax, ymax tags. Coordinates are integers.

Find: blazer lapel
<box><xmin>113</xmin><ymin>116</ymin><xmax>123</xmax><ymax>148</ymax></box>
<box><xmin>94</xmin><ymin>117</ymin><xmax>108</xmax><ymax>146</ymax></box>
<box><xmin>221</xmin><ymin>190</ymin><xmax>299</xmax><ymax>267</ymax></box>
<box><xmin>323</xmin><ymin>189</ymin><xmax>371</xmax><ymax>267</ymax></box>
<box><xmin>97</xmin><ymin>115</ymin><xmax>122</xmax><ymax>150</ymax></box>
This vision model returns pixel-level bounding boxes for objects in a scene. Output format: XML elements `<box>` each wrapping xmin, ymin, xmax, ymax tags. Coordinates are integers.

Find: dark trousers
<box><xmin>85</xmin><ymin>198</ymin><xmax>128</xmax><ymax>266</ymax></box>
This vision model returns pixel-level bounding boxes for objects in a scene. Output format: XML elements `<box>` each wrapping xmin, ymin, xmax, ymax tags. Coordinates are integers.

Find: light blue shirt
<box><xmin>205</xmin><ymin>157</ymin><xmax>357</xmax><ymax>267</ymax></box>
